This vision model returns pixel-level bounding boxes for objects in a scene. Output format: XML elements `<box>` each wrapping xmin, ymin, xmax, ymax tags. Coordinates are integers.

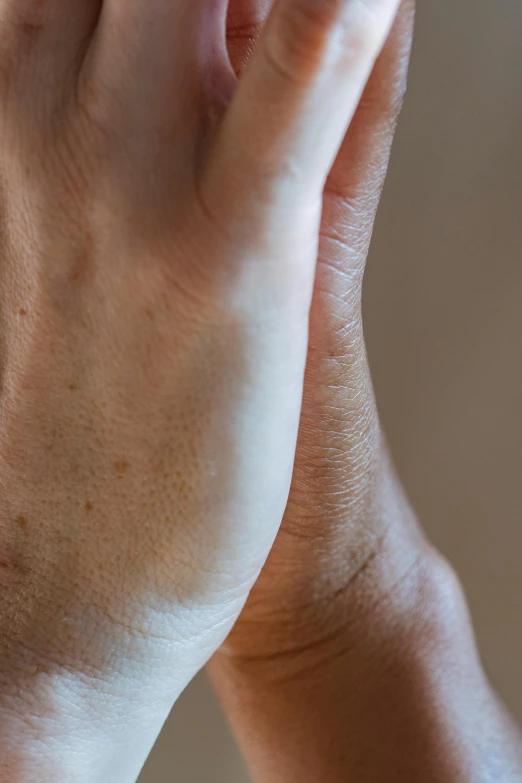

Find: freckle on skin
<box><xmin>15</xmin><ymin>515</ymin><xmax>27</xmax><ymax>530</ymax></box>
<box><xmin>114</xmin><ymin>460</ymin><xmax>130</xmax><ymax>475</ymax></box>
<box><xmin>68</xmin><ymin>383</ymin><xmax>76</xmax><ymax>392</ymax></box>
<box><xmin>19</xmin><ymin>308</ymin><xmax>27</xmax><ymax>316</ymax></box>
<box><xmin>85</xmin><ymin>501</ymin><xmax>93</xmax><ymax>512</ymax></box>
<box><xmin>0</xmin><ymin>555</ymin><xmax>24</xmax><ymax>585</ymax></box>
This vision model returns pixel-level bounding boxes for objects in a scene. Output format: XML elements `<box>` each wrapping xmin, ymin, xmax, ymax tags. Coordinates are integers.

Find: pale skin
<box><xmin>0</xmin><ymin>0</ymin><xmax>520</xmax><ymax>782</ymax></box>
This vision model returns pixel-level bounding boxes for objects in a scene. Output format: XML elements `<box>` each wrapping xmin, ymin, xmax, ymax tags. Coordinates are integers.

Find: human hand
<box><xmin>0</xmin><ymin>0</ymin><xmax>401</xmax><ymax>777</ymax></box>
<box><xmin>214</xmin><ymin>0</ymin><xmax>421</xmax><ymax>666</ymax></box>
<box><xmin>210</xmin><ymin>6</ymin><xmax>522</xmax><ymax>780</ymax></box>
<box><xmin>211</xmin><ymin>13</ymin><xmax>522</xmax><ymax>783</ymax></box>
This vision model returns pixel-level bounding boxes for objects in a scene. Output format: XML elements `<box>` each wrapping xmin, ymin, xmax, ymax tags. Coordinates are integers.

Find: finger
<box><xmin>321</xmin><ymin>0</ymin><xmax>415</xmax><ymax>280</ymax></box>
<box><xmin>309</xmin><ymin>1</ymin><xmax>415</xmax><ymax>397</ymax></box>
<box><xmin>84</xmin><ymin>0</ymin><xmax>228</xmax><ymax>132</ymax></box>
<box><xmin>205</xmin><ymin>0</ymin><xmax>402</xmax><ymax>220</ymax></box>
<box><xmin>226</xmin><ymin>0</ymin><xmax>271</xmax><ymax>75</ymax></box>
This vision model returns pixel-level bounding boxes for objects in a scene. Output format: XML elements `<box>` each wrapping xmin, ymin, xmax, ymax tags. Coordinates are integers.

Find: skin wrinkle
<box><xmin>217</xmin><ymin>527</ymin><xmax>425</xmax><ymax>682</ymax></box>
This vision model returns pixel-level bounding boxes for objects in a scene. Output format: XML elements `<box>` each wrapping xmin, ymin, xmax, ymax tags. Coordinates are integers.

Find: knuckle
<box><xmin>262</xmin><ymin>35</ymin><xmax>307</xmax><ymax>89</ymax></box>
<box><xmin>337</xmin><ymin>0</ymin><xmax>400</xmax><ymax>67</ymax></box>
<box><xmin>280</xmin><ymin>0</ymin><xmax>342</xmax><ymax>40</ymax></box>
<box><xmin>266</xmin><ymin>0</ymin><xmax>395</xmax><ymax>86</ymax></box>
<box><xmin>268</xmin><ymin>0</ymin><xmax>343</xmax><ymax>84</ymax></box>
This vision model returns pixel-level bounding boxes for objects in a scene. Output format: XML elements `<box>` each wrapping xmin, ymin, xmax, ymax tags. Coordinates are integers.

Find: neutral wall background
<box><xmin>141</xmin><ymin>0</ymin><xmax>522</xmax><ymax>779</ymax></box>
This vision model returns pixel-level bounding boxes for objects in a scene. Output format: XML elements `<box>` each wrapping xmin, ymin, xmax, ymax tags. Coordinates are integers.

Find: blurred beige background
<box><xmin>140</xmin><ymin>0</ymin><xmax>522</xmax><ymax>779</ymax></box>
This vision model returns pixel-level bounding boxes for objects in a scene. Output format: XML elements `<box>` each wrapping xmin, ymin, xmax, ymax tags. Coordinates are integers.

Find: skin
<box><xmin>0</xmin><ymin>1</ymin><xmax>520</xmax><ymax>783</ymax></box>
<box><xmin>0</xmin><ymin>0</ymin><xmax>404</xmax><ymax>779</ymax></box>
<box><xmin>208</xmin><ymin>1</ymin><xmax>522</xmax><ymax>782</ymax></box>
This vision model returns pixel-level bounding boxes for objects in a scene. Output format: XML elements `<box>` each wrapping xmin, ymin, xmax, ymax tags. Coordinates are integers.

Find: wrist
<box><xmin>0</xmin><ymin>586</ymin><xmax>184</xmax><ymax>783</ymax></box>
<box><xmin>211</xmin><ymin>542</ymin><xmax>462</xmax><ymax>686</ymax></box>
<box><xmin>0</xmin><ymin>661</ymin><xmax>165</xmax><ymax>782</ymax></box>
<box><xmin>213</xmin><ymin>444</ymin><xmax>431</xmax><ymax>662</ymax></box>
<box><xmin>0</xmin><ymin>671</ymin><xmax>112</xmax><ymax>782</ymax></box>
<box><xmin>210</xmin><ymin>546</ymin><xmax>522</xmax><ymax>783</ymax></box>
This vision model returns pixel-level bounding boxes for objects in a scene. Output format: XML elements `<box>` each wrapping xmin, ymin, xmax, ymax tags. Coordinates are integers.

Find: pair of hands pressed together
<box><xmin>0</xmin><ymin>0</ymin><xmax>521</xmax><ymax>780</ymax></box>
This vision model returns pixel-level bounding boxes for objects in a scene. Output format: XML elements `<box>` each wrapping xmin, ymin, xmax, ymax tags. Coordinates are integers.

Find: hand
<box><xmin>0</xmin><ymin>0</ymin><xmax>401</xmax><ymax>777</ymax></box>
<box><xmin>215</xmin><ymin>0</ymin><xmax>420</xmax><ymax>665</ymax></box>
<box><xmin>211</xmin><ymin>5</ymin><xmax>522</xmax><ymax>781</ymax></box>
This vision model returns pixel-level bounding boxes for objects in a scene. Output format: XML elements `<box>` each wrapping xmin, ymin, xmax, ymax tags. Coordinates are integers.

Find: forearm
<box><xmin>210</xmin><ymin>492</ymin><xmax>522</xmax><ymax>782</ymax></box>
